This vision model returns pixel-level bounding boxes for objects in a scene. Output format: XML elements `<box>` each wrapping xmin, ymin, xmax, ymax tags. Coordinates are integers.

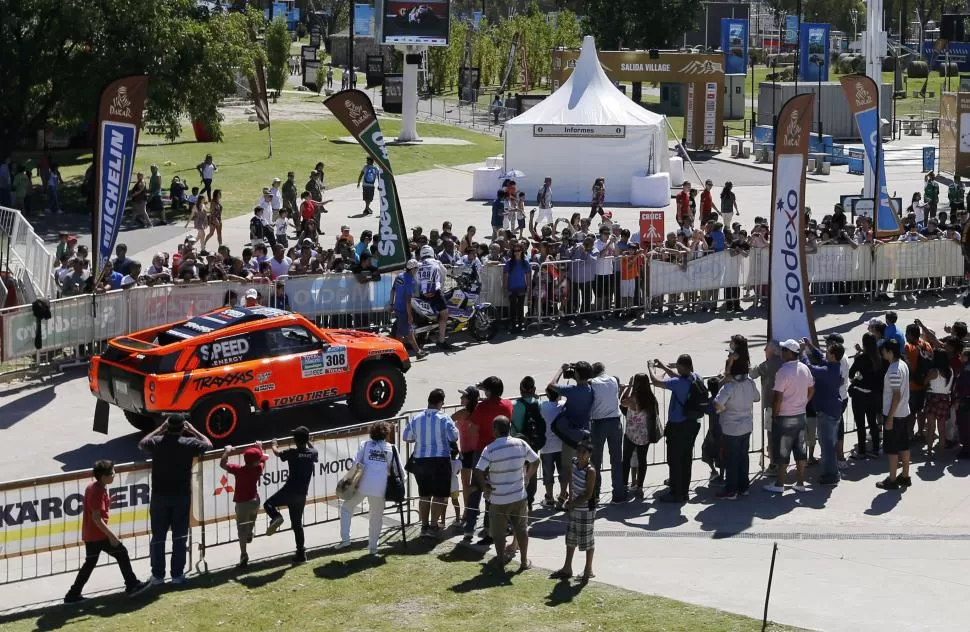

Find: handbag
<box><xmin>386</xmin><ymin>444</ymin><xmax>406</xmax><ymax>504</ymax></box>
<box><xmin>336</xmin><ymin>462</ymin><xmax>364</xmax><ymax>501</ymax></box>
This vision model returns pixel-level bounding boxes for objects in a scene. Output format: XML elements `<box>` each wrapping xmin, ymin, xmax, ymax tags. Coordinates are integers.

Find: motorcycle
<box><xmin>391</xmin><ymin>274</ymin><xmax>498</xmax><ymax>343</ymax></box>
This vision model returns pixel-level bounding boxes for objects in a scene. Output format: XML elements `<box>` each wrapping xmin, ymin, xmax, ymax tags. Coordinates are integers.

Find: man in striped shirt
<box><xmin>403</xmin><ymin>389</ymin><xmax>459</xmax><ymax>536</ymax></box>
<box><xmin>474</xmin><ymin>416</ymin><xmax>539</xmax><ymax>571</ymax></box>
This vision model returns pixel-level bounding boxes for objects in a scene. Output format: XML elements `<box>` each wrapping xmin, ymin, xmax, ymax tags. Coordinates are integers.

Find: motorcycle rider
<box><xmin>417</xmin><ymin>245</ymin><xmax>456</xmax><ymax>350</ymax></box>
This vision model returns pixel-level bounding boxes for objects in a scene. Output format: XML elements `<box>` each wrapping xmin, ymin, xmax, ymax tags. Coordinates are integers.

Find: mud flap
<box><xmin>93</xmin><ymin>400</ymin><xmax>110</xmax><ymax>434</ymax></box>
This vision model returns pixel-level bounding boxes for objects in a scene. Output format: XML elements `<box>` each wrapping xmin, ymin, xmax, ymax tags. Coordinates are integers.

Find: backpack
<box><xmin>516</xmin><ymin>400</ymin><xmax>546</xmax><ymax>451</ymax></box>
<box><xmin>363</xmin><ymin>165</ymin><xmax>378</xmax><ymax>185</ymax></box>
<box><xmin>677</xmin><ymin>375</ymin><xmax>711</xmax><ymax>420</ymax></box>
<box><xmin>908</xmin><ymin>346</ymin><xmax>932</xmax><ymax>386</ymax></box>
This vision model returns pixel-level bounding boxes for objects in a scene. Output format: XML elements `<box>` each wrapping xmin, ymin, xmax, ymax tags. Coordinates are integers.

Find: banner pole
<box><xmin>664</xmin><ymin>116</ymin><xmax>705</xmax><ymax>184</ymax></box>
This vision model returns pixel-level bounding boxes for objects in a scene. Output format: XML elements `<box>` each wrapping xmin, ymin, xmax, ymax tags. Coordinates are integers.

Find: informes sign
<box><xmin>704</xmin><ymin>82</ymin><xmax>718</xmax><ymax>146</ymax></box>
<box><xmin>382</xmin><ymin>73</ymin><xmax>403</xmax><ymax>114</ymax></box>
<box><xmin>93</xmin><ymin>75</ymin><xmax>148</xmax><ymax>279</ymax></box>
<box><xmin>381</xmin><ymin>0</ymin><xmax>450</xmax><ymax>46</ymax></box>
<box><xmin>366</xmin><ymin>54</ymin><xmax>385</xmax><ymax>88</ymax></box>
<box><xmin>532</xmin><ymin>125</ymin><xmax>626</xmax><ymax>138</ymax></box>
<box><xmin>785</xmin><ymin>15</ymin><xmax>799</xmax><ymax>44</ymax></box>
<box><xmin>800</xmin><ymin>23</ymin><xmax>831</xmax><ymax>82</ymax></box>
<box><xmin>324</xmin><ymin>90</ymin><xmax>409</xmax><ymax>271</ymax></box>
<box><xmin>354</xmin><ymin>4</ymin><xmax>374</xmax><ymax>37</ymax></box>
<box><xmin>768</xmin><ymin>93</ymin><xmax>817</xmax><ymax>346</ymax></box>
<box><xmin>721</xmin><ymin>18</ymin><xmax>748</xmax><ymax>75</ymax></box>
<box><xmin>639</xmin><ymin>211</ymin><xmax>664</xmax><ymax>246</ymax></box>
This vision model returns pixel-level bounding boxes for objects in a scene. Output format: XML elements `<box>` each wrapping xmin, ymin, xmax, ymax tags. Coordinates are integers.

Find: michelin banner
<box><xmin>839</xmin><ymin>74</ymin><xmax>903</xmax><ymax>236</ymax></box>
<box><xmin>721</xmin><ymin>18</ymin><xmax>748</xmax><ymax>75</ymax></box>
<box><xmin>324</xmin><ymin>90</ymin><xmax>409</xmax><ymax>272</ymax></box>
<box><xmin>93</xmin><ymin>76</ymin><xmax>149</xmax><ymax>277</ymax></box>
<box><xmin>769</xmin><ymin>93</ymin><xmax>818</xmax><ymax>345</ymax></box>
<box><xmin>799</xmin><ymin>23</ymin><xmax>830</xmax><ymax>81</ymax></box>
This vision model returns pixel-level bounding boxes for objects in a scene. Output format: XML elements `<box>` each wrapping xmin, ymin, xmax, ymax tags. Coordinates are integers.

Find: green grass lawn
<box><xmin>12</xmin><ymin>114</ymin><xmax>502</xmax><ymax>221</ymax></box>
<box><xmin>0</xmin><ymin>542</ymin><xmax>803</xmax><ymax>632</ymax></box>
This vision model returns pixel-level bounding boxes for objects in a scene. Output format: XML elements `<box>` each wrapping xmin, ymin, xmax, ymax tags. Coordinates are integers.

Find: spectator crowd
<box><xmin>65</xmin><ymin>308</ymin><xmax>970</xmax><ymax>601</ymax></box>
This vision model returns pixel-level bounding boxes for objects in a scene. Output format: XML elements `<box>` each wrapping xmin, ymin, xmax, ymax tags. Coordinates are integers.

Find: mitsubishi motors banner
<box><xmin>839</xmin><ymin>75</ymin><xmax>903</xmax><ymax>236</ymax></box>
<box><xmin>721</xmin><ymin>18</ymin><xmax>748</xmax><ymax>75</ymax></box>
<box><xmin>93</xmin><ymin>76</ymin><xmax>149</xmax><ymax>278</ymax></box>
<box><xmin>324</xmin><ymin>90</ymin><xmax>409</xmax><ymax>271</ymax></box>
<box><xmin>769</xmin><ymin>94</ymin><xmax>817</xmax><ymax>346</ymax></box>
<box><xmin>192</xmin><ymin>427</ymin><xmax>370</xmax><ymax>525</ymax></box>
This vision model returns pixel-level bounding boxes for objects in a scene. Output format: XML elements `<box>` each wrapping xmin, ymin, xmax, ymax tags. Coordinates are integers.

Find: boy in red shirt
<box><xmin>700</xmin><ymin>179</ymin><xmax>718</xmax><ymax>224</ymax></box>
<box><xmin>220</xmin><ymin>442</ymin><xmax>269</xmax><ymax>567</ymax></box>
<box><xmin>675</xmin><ymin>181</ymin><xmax>692</xmax><ymax>225</ymax></box>
<box><xmin>64</xmin><ymin>460</ymin><xmax>151</xmax><ymax>603</ymax></box>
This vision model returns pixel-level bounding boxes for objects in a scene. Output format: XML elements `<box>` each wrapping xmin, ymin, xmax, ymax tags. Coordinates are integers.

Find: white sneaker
<box><xmin>763</xmin><ymin>483</ymin><xmax>785</xmax><ymax>493</ymax></box>
<box><xmin>791</xmin><ymin>483</ymin><xmax>810</xmax><ymax>493</ymax></box>
<box><xmin>334</xmin><ymin>540</ymin><xmax>350</xmax><ymax>550</ymax></box>
<box><xmin>266</xmin><ymin>516</ymin><xmax>284</xmax><ymax>535</ymax></box>
<box><xmin>149</xmin><ymin>575</ymin><xmax>165</xmax><ymax>586</ymax></box>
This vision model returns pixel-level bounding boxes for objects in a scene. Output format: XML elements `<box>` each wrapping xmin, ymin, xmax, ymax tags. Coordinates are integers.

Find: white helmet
<box><xmin>419</xmin><ymin>245</ymin><xmax>435</xmax><ymax>260</ymax></box>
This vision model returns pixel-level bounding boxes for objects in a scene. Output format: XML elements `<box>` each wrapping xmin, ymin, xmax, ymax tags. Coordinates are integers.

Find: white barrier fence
<box><xmin>0</xmin><ymin>206</ymin><xmax>55</xmax><ymax>301</ymax></box>
<box><xmin>0</xmin><ymin>241</ymin><xmax>964</xmax><ymax>365</ymax></box>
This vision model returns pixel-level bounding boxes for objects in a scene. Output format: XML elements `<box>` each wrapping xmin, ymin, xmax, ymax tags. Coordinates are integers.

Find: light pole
<box><xmin>815</xmin><ymin>58</ymin><xmax>824</xmax><ymax>140</ymax></box>
<box><xmin>851</xmin><ymin>8</ymin><xmax>859</xmax><ymax>44</ymax></box>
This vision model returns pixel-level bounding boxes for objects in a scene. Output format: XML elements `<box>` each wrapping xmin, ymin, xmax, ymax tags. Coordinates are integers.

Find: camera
<box><xmin>562</xmin><ymin>363</ymin><xmax>576</xmax><ymax>379</ymax></box>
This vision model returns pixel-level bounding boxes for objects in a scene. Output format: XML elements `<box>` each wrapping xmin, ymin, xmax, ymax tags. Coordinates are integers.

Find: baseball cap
<box><xmin>341</xmin><ymin>225</ymin><xmax>350</xmax><ymax>232</ymax></box>
<box><xmin>458</xmin><ymin>385</ymin><xmax>480</xmax><ymax>400</ymax></box>
<box><xmin>301</xmin><ymin>237</ymin><xmax>313</xmax><ymax>245</ymax></box>
<box><xmin>405</xmin><ymin>259</ymin><xmax>419</xmax><ymax>270</ymax></box>
<box><xmin>780</xmin><ymin>339</ymin><xmax>800</xmax><ymax>353</ymax></box>
<box><xmin>243</xmin><ymin>447</ymin><xmax>269</xmax><ymax>464</ymax></box>
<box><xmin>186</xmin><ymin>235</ymin><xmax>197</xmax><ymax>243</ymax></box>
<box><xmin>67</xmin><ymin>235</ymin><xmax>78</xmax><ymax>244</ymax></box>
<box><xmin>245</xmin><ymin>288</ymin><xmax>258</xmax><ymax>299</ymax></box>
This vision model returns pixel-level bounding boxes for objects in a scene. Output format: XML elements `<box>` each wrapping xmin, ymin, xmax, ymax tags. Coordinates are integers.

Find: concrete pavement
<box><xmin>2</xmin><ymin>135</ymin><xmax>968</xmax><ymax>630</ymax></box>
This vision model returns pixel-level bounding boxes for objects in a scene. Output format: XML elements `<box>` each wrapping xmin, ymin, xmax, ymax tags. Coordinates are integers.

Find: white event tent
<box><xmin>503</xmin><ymin>36</ymin><xmax>670</xmax><ymax>204</ymax></box>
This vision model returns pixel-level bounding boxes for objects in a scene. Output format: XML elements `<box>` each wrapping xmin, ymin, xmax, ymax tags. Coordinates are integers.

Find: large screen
<box><xmin>381</xmin><ymin>1</ymin><xmax>450</xmax><ymax>46</ymax></box>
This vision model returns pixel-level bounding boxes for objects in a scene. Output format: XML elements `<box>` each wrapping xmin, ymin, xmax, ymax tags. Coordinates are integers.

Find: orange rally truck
<box><xmin>88</xmin><ymin>306</ymin><xmax>410</xmax><ymax>441</ymax></box>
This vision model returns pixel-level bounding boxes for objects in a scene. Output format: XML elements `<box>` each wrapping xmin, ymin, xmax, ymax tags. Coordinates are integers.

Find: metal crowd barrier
<box><xmin>0</xmin><ymin>206</ymin><xmax>55</xmax><ymax>300</ymax></box>
<box><xmin>1</xmin><ymin>240</ymin><xmax>964</xmax><ymax>377</ymax></box>
<box><xmin>0</xmin><ymin>384</ymin><xmax>775</xmax><ymax>587</ymax></box>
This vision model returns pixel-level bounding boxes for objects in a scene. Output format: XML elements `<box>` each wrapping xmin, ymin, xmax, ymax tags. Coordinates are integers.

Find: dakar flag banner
<box><xmin>324</xmin><ymin>90</ymin><xmax>408</xmax><ymax>271</ymax></box>
<box><xmin>839</xmin><ymin>75</ymin><xmax>903</xmax><ymax>237</ymax></box>
<box><xmin>769</xmin><ymin>93</ymin><xmax>818</xmax><ymax>346</ymax></box>
<box><xmin>93</xmin><ymin>75</ymin><xmax>149</xmax><ymax>278</ymax></box>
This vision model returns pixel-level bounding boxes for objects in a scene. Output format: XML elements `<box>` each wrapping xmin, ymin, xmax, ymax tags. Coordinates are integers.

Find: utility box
<box><xmin>723</xmin><ymin>73</ymin><xmax>746</xmax><ymax>120</ymax></box>
<box><xmin>757</xmin><ymin>81</ymin><xmax>893</xmax><ymax>140</ymax></box>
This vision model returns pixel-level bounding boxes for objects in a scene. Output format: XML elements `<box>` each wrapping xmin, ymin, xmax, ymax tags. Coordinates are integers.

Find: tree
<box><xmin>0</xmin><ymin>0</ymin><xmax>263</xmax><ymax>158</ymax></box>
<box><xmin>264</xmin><ymin>17</ymin><xmax>291</xmax><ymax>98</ymax></box>
<box><xmin>583</xmin><ymin>0</ymin><xmax>702</xmax><ymax>49</ymax></box>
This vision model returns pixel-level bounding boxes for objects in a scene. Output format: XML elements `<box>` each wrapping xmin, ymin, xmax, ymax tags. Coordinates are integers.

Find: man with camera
<box><xmin>139</xmin><ymin>416</ymin><xmax>212</xmax><ymax>585</ymax></box>
<box><xmin>588</xmin><ymin>362</ymin><xmax>626</xmax><ymax>504</ymax></box>
<box><xmin>649</xmin><ymin>354</ymin><xmax>704</xmax><ymax>502</ymax></box>
<box><xmin>548</xmin><ymin>361</ymin><xmax>595</xmax><ymax>471</ymax></box>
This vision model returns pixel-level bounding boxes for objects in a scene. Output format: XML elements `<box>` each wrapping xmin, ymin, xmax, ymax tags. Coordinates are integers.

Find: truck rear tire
<box><xmin>191</xmin><ymin>393</ymin><xmax>251</xmax><ymax>443</ymax></box>
<box><xmin>124</xmin><ymin>411</ymin><xmax>159</xmax><ymax>433</ymax></box>
<box><xmin>349</xmin><ymin>362</ymin><xmax>407</xmax><ymax>421</ymax></box>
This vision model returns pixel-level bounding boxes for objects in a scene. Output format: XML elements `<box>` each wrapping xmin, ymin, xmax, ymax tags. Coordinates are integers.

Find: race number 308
<box><xmin>324</xmin><ymin>346</ymin><xmax>348</xmax><ymax>372</ymax></box>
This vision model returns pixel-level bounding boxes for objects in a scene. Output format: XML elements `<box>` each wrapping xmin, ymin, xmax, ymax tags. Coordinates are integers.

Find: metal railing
<box><xmin>0</xmin><ymin>206</ymin><xmax>55</xmax><ymax>300</ymax></box>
